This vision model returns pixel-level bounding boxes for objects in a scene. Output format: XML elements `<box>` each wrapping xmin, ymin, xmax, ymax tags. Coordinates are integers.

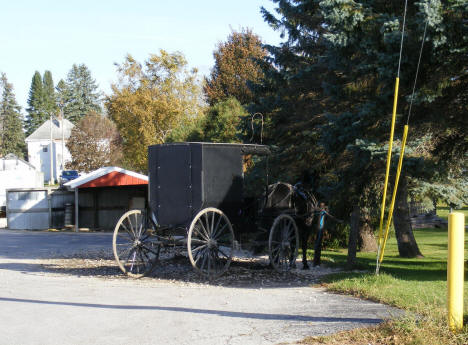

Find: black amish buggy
<box><xmin>112</xmin><ymin>142</ymin><xmax>317</xmax><ymax>278</ymax></box>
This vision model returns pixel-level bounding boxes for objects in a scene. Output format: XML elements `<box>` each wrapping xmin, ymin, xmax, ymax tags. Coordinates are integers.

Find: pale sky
<box><xmin>0</xmin><ymin>0</ymin><xmax>283</xmax><ymax>113</ymax></box>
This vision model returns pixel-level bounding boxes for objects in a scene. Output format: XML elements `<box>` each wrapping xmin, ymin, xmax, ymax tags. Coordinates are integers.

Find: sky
<box><xmin>0</xmin><ymin>0</ymin><xmax>283</xmax><ymax>112</ymax></box>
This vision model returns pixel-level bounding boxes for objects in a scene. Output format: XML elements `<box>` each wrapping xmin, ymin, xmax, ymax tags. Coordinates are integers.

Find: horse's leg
<box><xmin>313</xmin><ymin>227</ymin><xmax>323</xmax><ymax>267</ymax></box>
<box><xmin>301</xmin><ymin>224</ymin><xmax>310</xmax><ymax>269</ymax></box>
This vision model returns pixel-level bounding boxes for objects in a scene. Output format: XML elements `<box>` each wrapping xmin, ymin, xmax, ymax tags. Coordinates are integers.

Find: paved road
<box><xmin>0</xmin><ymin>230</ymin><xmax>401</xmax><ymax>345</ymax></box>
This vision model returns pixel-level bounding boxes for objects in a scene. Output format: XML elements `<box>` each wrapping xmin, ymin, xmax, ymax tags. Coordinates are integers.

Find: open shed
<box><xmin>65</xmin><ymin>167</ymin><xmax>148</xmax><ymax>231</ymax></box>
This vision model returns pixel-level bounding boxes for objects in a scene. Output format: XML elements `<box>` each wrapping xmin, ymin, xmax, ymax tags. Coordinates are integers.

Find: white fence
<box><xmin>6</xmin><ymin>188</ymin><xmax>74</xmax><ymax>230</ymax></box>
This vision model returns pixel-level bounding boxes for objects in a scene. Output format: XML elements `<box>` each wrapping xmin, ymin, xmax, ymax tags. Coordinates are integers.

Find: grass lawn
<box><xmin>300</xmin><ymin>224</ymin><xmax>468</xmax><ymax>345</ymax></box>
<box><xmin>437</xmin><ymin>206</ymin><xmax>468</xmax><ymax>221</ymax></box>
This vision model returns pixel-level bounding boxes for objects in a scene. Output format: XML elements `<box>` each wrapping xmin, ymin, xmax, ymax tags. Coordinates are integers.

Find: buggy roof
<box><xmin>160</xmin><ymin>142</ymin><xmax>271</xmax><ymax>156</ymax></box>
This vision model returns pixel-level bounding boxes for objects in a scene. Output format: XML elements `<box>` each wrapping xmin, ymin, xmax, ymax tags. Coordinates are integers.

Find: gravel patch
<box><xmin>38</xmin><ymin>248</ymin><xmax>343</xmax><ymax>288</ymax></box>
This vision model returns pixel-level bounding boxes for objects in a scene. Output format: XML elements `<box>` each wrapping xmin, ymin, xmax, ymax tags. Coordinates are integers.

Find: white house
<box><xmin>0</xmin><ymin>153</ymin><xmax>44</xmax><ymax>208</ymax></box>
<box><xmin>25</xmin><ymin>118</ymin><xmax>74</xmax><ymax>183</ymax></box>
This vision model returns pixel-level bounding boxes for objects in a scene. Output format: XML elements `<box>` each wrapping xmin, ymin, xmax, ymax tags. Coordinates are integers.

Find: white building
<box><xmin>0</xmin><ymin>153</ymin><xmax>44</xmax><ymax>208</ymax></box>
<box><xmin>25</xmin><ymin>118</ymin><xmax>74</xmax><ymax>183</ymax></box>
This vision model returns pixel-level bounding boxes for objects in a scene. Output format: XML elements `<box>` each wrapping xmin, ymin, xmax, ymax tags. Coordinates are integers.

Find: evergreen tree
<box><xmin>25</xmin><ymin>71</ymin><xmax>47</xmax><ymax>135</ymax></box>
<box><xmin>258</xmin><ymin>0</ymin><xmax>467</xmax><ymax>257</ymax></box>
<box><xmin>0</xmin><ymin>73</ymin><xmax>25</xmax><ymax>157</ymax></box>
<box><xmin>42</xmin><ymin>70</ymin><xmax>57</xmax><ymax>115</ymax></box>
<box><xmin>55</xmin><ymin>79</ymin><xmax>67</xmax><ymax>112</ymax></box>
<box><xmin>63</xmin><ymin>64</ymin><xmax>102</xmax><ymax>123</ymax></box>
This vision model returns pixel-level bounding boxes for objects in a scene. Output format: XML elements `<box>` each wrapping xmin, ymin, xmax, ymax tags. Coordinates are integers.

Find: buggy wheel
<box><xmin>113</xmin><ymin>209</ymin><xmax>160</xmax><ymax>278</ymax></box>
<box><xmin>269</xmin><ymin>214</ymin><xmax>299</xmax><ymax>272</ymax></box>
<box><xmin>187</xmin><ymin>208</ymin><xmax>234</xmax><ymax>278</ymax></box>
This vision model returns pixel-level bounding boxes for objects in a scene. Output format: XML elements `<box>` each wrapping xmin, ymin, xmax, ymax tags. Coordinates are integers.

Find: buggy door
<box><xmin>150</xmin><ymin>145</ymin><xmax>192</xmax><ymax>226</ymax></box>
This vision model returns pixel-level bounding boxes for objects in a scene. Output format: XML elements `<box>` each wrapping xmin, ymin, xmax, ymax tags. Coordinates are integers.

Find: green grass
<box><xmin>301</xmin><ymin>224</ymin><xmax>468</xmax><ymax>344</ymax></box>
<box><xmin>437</xmin><ymin>206</ymin><xmax>468</xmax><ymax>221</ymax></box>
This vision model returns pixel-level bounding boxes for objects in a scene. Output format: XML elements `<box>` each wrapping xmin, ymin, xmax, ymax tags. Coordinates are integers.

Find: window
<box><xmin>42</xmin><ymin>146</ymin><xmax>48</xmax><ymax>152</ymax></box>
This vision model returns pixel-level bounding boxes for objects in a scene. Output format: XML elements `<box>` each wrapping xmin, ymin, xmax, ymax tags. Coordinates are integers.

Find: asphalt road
<box><xmin>0</xmin><ymin>230</ymin><xmax>401</xmax><ymax>345</ymax></box>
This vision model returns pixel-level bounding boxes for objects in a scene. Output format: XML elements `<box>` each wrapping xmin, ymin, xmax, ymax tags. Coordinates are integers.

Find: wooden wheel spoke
<box><xmin>127</xmin><ymin>216</ymin><xmax>135</xmax><ymax>236</ymax></box>
<box><xmin>217</xmin><ymin>247</ymin><xmax>230</xmax><ymax>259</ymax></box>
<box><xmin>127</xmin><ymin>249</ymin><xmax>137</xmax><ymax>270</ymax></box>
<box><xmin>138</xmin><ymin>249</ymin><xmax>148</xmax><ymax>267</ymax></box>
<box><xmin>137</xmin><ymin>220</ymin><xmax>144</xmax><ymax>239</ymax></box>
<box><xmin>188</xmin><ymin>208</ymin><xmax>233</xmax><ymax>278</ymax></box>
<box><xmin>200</xmin><ymin>251</ymin><xmax>208</xmax><ymax>272</ymax></box>
<box><xmin>133</xmin><ymin>213</ymin><xmax>140</xmax><ymax>237</ymax></box>
<box><xmin>203</xmin><ymin>213</ymin><xmax>211</xmax><ymax>235</ymax></box>
<box><xmin>207</xmin><ymin>251</ymin><xmax>212</xmax><ymax>276</ymax></box>
<box><xmin>139</xmin><ymin>232</ymin><xmax>155</xmax><ymax>242</ymax></box>
<box><xmin>210</xmin><ymin>212</ymin><xmax>216</xmax><ymax>234</ymax></box>
<box><xmin>114</xmin><ymin>210</ymin><xmax>161</xmax><ymax>278</ymax></box>
<box><xmin>212</xmin><ymin>223</ymin><xmax>228</xmax><ymax>240</ymax></box>
<box><xmin>194</xmin><ymin>248</ymin><xmax>204</xmax><ymax>265</ymax></box>
<box><xmin>140</xmin><ymin>248</ymin><xmax>151</xmax><ymax>261</ymax></box>
<box><xmin>116</xmin><ymin>244</ymin><xmax>133</xmax><ymax>258</ymax></box>
<box><xmin>271</xmin><ymin>246</ymin><xmax>281</xmax><ymax>258</ymax></box>
<box><xmin>212</xmin><ymin>214</ymin><xmax>222</xmax><ymax>237</ymax></box>
<box><xmin>121</xmin><ymin>222</ymin><xmax>135</xmax><ymax>239</ymax></box>
<box><xmin>192</xmin><ymin>244</ymin><xmax>207</xmax><ymax>253</ymax></box>
<box><xmin>117</xmin><ymin>230</ymin><xmax>133</xmax><ymax>242</ymax></box>
<box><xmin>269</xmin><ymin>215</ymin><xmax>298</xmax><ymax>272</ymax></box>
<box><xmin>197</xmin><ymin>221</ymin><xmax>210</xmax><ymax>240</ymax></box>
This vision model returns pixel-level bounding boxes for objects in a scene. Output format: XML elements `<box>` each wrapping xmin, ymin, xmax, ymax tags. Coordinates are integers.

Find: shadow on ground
<box><xmin>0</xmin><ymin>253</ymin><xmax>326</xmax><ymax>289</ymax></box>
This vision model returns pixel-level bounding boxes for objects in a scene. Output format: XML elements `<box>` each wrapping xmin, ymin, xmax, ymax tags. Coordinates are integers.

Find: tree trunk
<box><xmin>431</xmin><ymin>198</ymin><xmax>437</xmax><ymax>215</ymax></box>
<box><xmin>358</xmin><ymin>207</ymin><xmax>377</xmax><ymax>252</ymax></box>
<box><xmin>393</xmin><ymin>174</ymin><xmax>423</xmax><ymax>258</ymax></box>
<box><xmin>347</xmin><ymin>206</ymin><xmax>359</xmax><ymax>268</ymax></box>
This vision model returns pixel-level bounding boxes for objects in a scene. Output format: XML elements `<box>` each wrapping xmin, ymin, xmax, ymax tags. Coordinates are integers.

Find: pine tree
<box><xmin>63</xmin><ymin>64</ymin><xmax>102</xmax><ymax>123</ymax></box>
<box><xmin>0</xmin><ymin>73</ymin><xmax>25</xmax><ymax>157</ymax></box>
<box><xmin>25</xmin><ymin>71</ymin><xmax>47</xmax><ymax>135</ymax></box>
<box><xmin>55</xmin><ymin>79</ymin><xmax>68</xmax><ymax>113</ymax></box>
<box><xmin>258</xmin><ymin>0</ymin><xmax>467</xmax><ymax>258</ymax></box>
<box><xmin>42</xmin><ymin>70</ymin><xmax>57</xmax><ymax>116</ymax></box>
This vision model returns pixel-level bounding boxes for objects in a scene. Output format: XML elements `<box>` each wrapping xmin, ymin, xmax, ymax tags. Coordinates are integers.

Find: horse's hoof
<box><xmin>302</xmin><ymin>263</ymin><xmax>310</xmax><ymax>270</ymax></box>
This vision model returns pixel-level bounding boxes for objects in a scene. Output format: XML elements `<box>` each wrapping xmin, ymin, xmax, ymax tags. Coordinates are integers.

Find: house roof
<box><xmin>1</xmin><ymin>153</ymin><xmax>37</xmax><ymax>170</ymax></box>
<box><xmin>64</xmin><ymin>167</ymin><xmax>148</xmax><ymax>189</ymax></box>
<box><xmin>26</xmin><ymin>118</ymin><xmax>75</xmax><ymax>141</ymax></box>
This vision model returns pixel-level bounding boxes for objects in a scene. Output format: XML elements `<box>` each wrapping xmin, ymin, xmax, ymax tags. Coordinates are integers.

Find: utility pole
<box><xmin>49</xmin><ymin>114</ymin><xmax>54</xmax><ymax>185</ymax></box>
<box><xmin>60</xmin><ymin>104</ymin><xmax>65</xmax><ymax>172</ymax></box>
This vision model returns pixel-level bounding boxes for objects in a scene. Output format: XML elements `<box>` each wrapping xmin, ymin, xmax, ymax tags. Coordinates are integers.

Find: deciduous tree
<box><xmin>106</xmin><ymin>50</ymin><xmax>204</xmax><ymax>172</ymax></box>
<box><xmin>205</xmin><ymin>28</ymin><xmax>266</xmax><ymax>105</ymax></box>
<box><xmin>66</xmin><ymin>112</ymin><xmax>122</xmax><ymax>172</ymax></box>
<box><xmin>202</xmin><ymin>97</ymin><xmax>247</xmax><ymax>143</ymax></box>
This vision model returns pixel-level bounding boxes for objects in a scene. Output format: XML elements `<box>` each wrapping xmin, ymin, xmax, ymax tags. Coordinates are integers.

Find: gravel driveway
<box><xmin>0</xmin><ymin>229</ymin><xmax>400</xmax><ymax>345</ymax></box>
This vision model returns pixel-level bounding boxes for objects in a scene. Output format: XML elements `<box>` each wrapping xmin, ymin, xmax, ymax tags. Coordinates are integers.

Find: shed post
<box><xmin>74</xmin><ymin>188</ymin><xmax>79</xmax><ymax>232</ymax></box>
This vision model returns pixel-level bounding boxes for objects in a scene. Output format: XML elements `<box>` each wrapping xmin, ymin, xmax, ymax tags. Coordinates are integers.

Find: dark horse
<box><xmin>262</xmin><ymin>182</ymin><xmax>318</xmax><ymax>269</ymax></box>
